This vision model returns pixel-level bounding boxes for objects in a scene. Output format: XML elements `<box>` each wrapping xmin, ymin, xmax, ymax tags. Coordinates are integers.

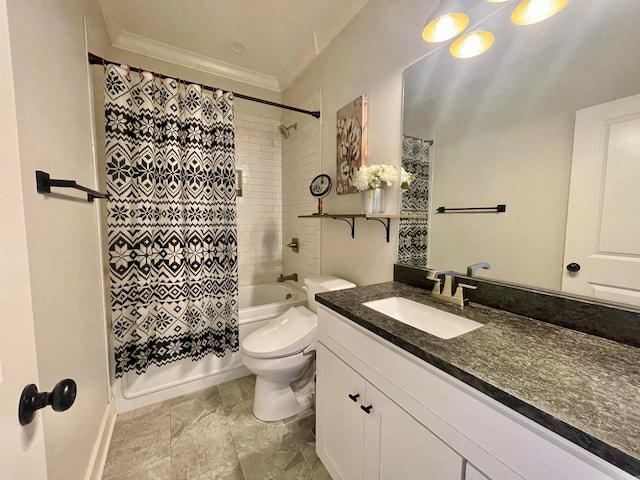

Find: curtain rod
<box><xmin>87</xmin><ymin>52</ymin><xmax>321</xmax><ymax>119</ymax></box>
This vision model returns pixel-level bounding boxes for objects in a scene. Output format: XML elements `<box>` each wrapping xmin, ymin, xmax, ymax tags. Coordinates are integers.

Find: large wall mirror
<box><xmin>400</xmin><ymin>0</ymin><xmax>640</xmax><ymax>307</ymax></box>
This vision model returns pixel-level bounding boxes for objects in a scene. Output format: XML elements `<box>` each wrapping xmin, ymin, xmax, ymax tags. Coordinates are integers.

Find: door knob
<box><xmin>360</xmin><ymin>404</ymin><xmax>373</xmax><ymax>414</ymax></box>
<box><xmin>18</xmin><ymin>378</ymin><xmax>77</xmax><ymax>426</ymax></box>
<box><xmin>348</xmin><ymin>393</ymin><xmax>360</xmax><ymax>402</ymax></box>
<box><xmin>566</xmin><ymin>262</ymin><xmax>581</xmax><ymax>273</ymax></box>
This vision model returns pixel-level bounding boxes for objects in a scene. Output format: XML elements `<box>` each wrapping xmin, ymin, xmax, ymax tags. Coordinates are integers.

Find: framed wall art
<box><xmin>336</xmin><ymin>94</ymin><xmax>368</xmax><ymax>194</ymax></box>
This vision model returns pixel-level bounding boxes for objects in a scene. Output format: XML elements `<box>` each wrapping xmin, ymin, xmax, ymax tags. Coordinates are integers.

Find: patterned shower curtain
<box><xmin>104</xmin><ymin>65</ymin><xmax>239</xmax><ymax>377</ymax></box>
<box><xmin>398</xmin><ymin>135</ymin><xmax>431</xmax><ymax>268</ymax></box>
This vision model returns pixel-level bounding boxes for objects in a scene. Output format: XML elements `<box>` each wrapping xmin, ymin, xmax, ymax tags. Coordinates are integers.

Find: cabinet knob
<box><xmin>360</xmin><ymin>404</ymin><xmax>372</xmax><ymax>414</ymax></box>
<box><xmin>348</xmin><ymin>393</ymin><xmax>360</xmax><ymax>402</ymax></box>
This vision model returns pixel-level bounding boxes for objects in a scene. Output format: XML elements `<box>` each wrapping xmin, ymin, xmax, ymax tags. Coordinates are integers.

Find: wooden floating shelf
<box><xmin>297</xmin><ymin>213</ymin><xmax>427</xmax><ymax>242</ymax></box>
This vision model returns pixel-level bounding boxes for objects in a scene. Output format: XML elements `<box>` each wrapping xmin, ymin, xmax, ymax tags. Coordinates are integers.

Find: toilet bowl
<box><xmin>241</xmin><ymin>275</ymin><xmax>355</xmax><ymax>421</ymax></box>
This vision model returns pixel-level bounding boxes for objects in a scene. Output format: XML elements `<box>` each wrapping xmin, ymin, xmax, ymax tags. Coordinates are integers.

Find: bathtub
<box><xmin>117</xmin><ymin>282</ymin><xmax>307</xmax><ymax>411</ymax></box>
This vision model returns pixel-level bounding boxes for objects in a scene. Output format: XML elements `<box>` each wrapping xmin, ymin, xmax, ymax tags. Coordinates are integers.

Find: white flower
<box><xmin>400</xmin><ymin>167</ymin><xmax>415</xmax><ymax>190</ymax></box>
<box><xmin>352</xmin><ymin>164</ymin><xmax>404</xmax><ymax>191</ymax></box>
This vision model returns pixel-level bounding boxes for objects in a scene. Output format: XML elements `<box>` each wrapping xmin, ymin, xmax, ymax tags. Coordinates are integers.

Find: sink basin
<box><xmin>363</xmin><ymin>297</ymin><xmax>483</xmax><ymax>339</ymax></box>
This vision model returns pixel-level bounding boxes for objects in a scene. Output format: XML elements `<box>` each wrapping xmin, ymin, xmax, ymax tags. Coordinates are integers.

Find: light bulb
<box><xmin>511</xmin><ymin>0</ymin><xmax>569</xmax><ymax>25</ymax></box>
<box><xmin>435</xmin><ymin>15</ymin><xmax>456</xmax><ymax>38</ymax></box>
<box><xmin>450</xmin><ymin>29</ymin><xmax>495</xmax><ymax>58</ymax></box>
<box><xmin>422</xmin><ymin>11</ymin><xmax>469</xmax><ymax>43</ymax></box>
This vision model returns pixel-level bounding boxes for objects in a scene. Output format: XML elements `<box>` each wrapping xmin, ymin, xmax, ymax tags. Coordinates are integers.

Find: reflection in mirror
<box><xmin>398</xmin><ymin>137</ymin><xmax>432</xmax><ymax>268</ymax></box>
<box><xmin>400</xmin><ymin>0</ymin><xmax>640</xmax><ymax>306</ymax></box>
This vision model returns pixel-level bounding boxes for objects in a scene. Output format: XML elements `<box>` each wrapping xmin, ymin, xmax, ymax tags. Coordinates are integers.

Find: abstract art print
<box><xmin>336</xmin><ymin>94</ymin><xmax>368</xmax><ymax>194</ymax></box>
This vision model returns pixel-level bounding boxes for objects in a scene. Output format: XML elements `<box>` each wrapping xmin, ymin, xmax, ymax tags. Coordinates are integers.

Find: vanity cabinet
<box><xmin>316</xmin><ymin>306</ymin><xmax>636</xmax><ymax>480</ymax></box>
<box><xmin>317</xmin><ymin>343</ymin><xmax>463</xmax><ymax>480</ymax></box>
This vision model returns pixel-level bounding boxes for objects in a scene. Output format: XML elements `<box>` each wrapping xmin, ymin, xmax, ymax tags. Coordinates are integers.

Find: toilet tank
<box><xmin>304</xmin><ymin>275</ymin><xmax>356</xmax><ymax>313</ymax></box>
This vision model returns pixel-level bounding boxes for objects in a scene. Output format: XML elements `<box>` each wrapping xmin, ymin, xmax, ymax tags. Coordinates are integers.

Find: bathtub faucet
<box><xmin>277</xmin><ymin>273</ymin><xmax>298</xmax><ymax>282</ymax></box>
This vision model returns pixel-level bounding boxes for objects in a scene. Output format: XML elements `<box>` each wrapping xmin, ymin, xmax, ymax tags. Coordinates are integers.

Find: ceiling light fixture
<box><xmin>450</xmin><ymin>28</ymin><xmax>495</xmax><ymax>58</ymax></box>
<box><xmin>422</xmin><ymin>0</ymin><xmax>470</xmax><ymax>43</ymax></box>
<box><xmin>511</xmin><ymin>0</ymin><xmax>570</xmax><ymax>25</ymax></box>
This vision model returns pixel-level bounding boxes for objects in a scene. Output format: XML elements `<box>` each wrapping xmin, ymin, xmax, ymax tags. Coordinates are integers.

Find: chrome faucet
<box><xmin>427</xmin><ymin>269</ymin><xmax>455</xmax><ymax>295</ymax></box>
<box><xmin>277</xmin><ymin>273</ymin><xmax>298</xmax><ymax>282</ymax></box>
<box><xmin>427</xmin><ymin>269</ymin><xmax>476</xmax><ymax>307</ymax></box>
<box><xmin>466</xmin><ymin>262</ymin><xmax>490</xmax><ymax>277</ymax></box>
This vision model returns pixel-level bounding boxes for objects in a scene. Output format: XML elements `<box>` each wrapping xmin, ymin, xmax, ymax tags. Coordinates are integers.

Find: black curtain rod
<box><xmin>403</xmin><ymin>134</ymin><xmax>433</xmax><ymax>145</ymax></box>
<box><xmin>87</xmin><ymin>52</ymin><xmax>320</xmax><ymax>119</ymax></box>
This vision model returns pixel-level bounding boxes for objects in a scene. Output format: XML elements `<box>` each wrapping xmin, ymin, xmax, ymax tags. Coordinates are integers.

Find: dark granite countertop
<box><xmin>316</xmin><ymin>282</ymin><xmax>640</xmax><ymax>478</ymax></box>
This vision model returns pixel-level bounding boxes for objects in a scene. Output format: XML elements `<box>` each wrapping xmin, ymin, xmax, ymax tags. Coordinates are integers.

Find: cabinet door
<box><xmin>363</xmin><ymin>383</ymin><xmax>463</xmax><ymax>480</ymax></box>
<box><xmin>316</xmin><ymin>345</ymin><xmax>366</xmax><ymax>480</ymax></box>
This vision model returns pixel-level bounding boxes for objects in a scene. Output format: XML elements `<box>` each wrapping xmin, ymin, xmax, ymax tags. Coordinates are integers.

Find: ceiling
<box><xmin>98</xmin><ymin>0</ymin><xmax>370</xmax><ymax>92</ymax></box>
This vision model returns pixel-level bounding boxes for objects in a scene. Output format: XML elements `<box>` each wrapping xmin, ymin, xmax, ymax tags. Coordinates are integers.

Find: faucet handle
<box><xmin>453</xmin><ymin>283</ymin><xmax>477</xmax><ymax>305</ymax></box>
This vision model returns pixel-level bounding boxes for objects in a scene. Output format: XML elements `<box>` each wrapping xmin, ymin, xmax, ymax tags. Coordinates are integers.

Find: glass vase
<box><xmin>362</xmin><ymin>187</ymin><xmax>384</xmax><ymax>214</ymax></box>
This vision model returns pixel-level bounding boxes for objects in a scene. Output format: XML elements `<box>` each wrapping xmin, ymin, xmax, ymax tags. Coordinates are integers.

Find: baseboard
<box><xmin>86</xmin><ymin>400</ymin><xmax>117</xmax><ymax>480</ymax></box>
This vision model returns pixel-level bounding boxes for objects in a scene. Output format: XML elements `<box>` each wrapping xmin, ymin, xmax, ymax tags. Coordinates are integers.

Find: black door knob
<box><xmin>19</xmin><ymin>379</ymin><xmax>77</xmax><ymax>426</ymax></box>
<box><xmin>360</xmin><ymin>404</ymin><xmax>373</xmax><ymax>414</ymax></box>
<box><xmin>348</xmin><ymin>393</ymin><xmax>360</xmax><ymax>402</ymax></box>
<box><xmin>566</xmin><ymin>263</ymin><xmax>581</xmax><ymax>273</ymax></box>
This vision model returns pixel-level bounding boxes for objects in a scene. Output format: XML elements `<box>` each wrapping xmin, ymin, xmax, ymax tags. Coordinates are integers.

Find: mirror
<box><xmin>400</xmin><ymin>0</ymin><xmax>640</xmax><ymax>306</ymax></box>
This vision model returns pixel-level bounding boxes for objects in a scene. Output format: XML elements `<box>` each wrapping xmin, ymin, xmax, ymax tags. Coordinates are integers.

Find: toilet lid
<box><xmin>242</xmin><ymin>306</ymin><xmax>317</xmax><ymax>359</ymax></box>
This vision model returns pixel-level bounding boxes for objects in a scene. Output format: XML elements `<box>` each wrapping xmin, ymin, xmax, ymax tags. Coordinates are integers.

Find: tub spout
<box><xmin>277</xmin><ymin>273</ymin><xmax>298</xmax><ymax>282</ymax></box>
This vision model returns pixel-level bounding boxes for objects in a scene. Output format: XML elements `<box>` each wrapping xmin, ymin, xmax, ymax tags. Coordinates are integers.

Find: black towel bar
<box><xmin>437</xmin><ymin>204</ymin><xmax>506</xmax><ymax>214</ymax></box>
<box><xmin>36</xmin><ymin>171</ymin><xmax>108</xmax><ymax>202</ymax></box>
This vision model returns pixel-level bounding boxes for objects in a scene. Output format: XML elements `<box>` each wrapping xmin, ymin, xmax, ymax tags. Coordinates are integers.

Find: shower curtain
<box><xmin>104</xmin><ymin>65</ymin><xmax>239</xmax><ymax>377</ymax></box>
<box><xmin>398</xmin><ymin>135</ymin><xmax>431</xmax><ymax>268</ymax></box>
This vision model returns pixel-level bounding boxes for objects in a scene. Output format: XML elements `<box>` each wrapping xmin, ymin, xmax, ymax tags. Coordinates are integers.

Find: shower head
<box><xmin>278</xmin><ymin>123</ymin><xmax>297</xmax><ymax>139</ymax></box>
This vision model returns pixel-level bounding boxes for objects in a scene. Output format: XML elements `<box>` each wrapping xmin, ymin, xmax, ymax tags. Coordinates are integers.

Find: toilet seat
<box><xmin>242</xmin><ymin>306</ymin><xmax>317</xmax><ymax>359</ymax></box>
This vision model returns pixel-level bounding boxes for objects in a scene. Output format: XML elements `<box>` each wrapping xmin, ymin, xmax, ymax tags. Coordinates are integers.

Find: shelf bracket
<box><xmin>333</xmin><ymin>217</ymin><xmax>355</xmax><ymax>238</ymax></box>
<box><xmin>367</xmin><ymin>217</ymin><xmax>391</xmax><ymax>242</ymax></box>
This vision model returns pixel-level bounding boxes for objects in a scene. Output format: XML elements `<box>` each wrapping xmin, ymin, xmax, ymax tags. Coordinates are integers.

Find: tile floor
<box><xmin>102</xmin><ymin>375</ymin><xmax>330</xmax><ymax>480</ymax></box>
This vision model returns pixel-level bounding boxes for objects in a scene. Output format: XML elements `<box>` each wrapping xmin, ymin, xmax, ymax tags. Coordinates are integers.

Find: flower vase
<box><xmin>362</xmin><ymin>187</ymin><xmax>384</xmax><ymax>214</ymax></box>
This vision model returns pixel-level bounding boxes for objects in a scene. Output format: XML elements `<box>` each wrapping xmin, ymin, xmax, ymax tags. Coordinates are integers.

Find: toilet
<box><xmin>241</xmin><ymin>275</ymin><xmax>355</xmax><ymax>421</ymax></box>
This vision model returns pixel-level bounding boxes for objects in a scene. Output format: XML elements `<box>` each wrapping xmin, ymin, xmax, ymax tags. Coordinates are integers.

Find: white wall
<box><xmin>282</xmin><ymin>92</ymin><xmax>322</xmax><ymax>286</ymax></box>
<box><xmin>4</xmin><ymin>0</ymin><xmax>113</xmax><ymax>479</ymax></box>
<box><xmin>282</xmin><ymin>0</ymin><xmax>438</xmax><ymax>286</ymax></box>
<box><xmin>236</xmin><ymin>112</ymin><xmax>283</xmax><ymax>285</ymax></box>
<box><xmin>0</xmin><ymin>0</ymin><xmax>48</xmax><ymax>476</ymax></box>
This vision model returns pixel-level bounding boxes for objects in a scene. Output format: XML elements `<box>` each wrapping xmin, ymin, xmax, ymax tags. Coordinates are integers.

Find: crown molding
<box><xmin>113</xmin><ymin>31</ymin><xmax>281</xmax><ymax>92</ymax></box>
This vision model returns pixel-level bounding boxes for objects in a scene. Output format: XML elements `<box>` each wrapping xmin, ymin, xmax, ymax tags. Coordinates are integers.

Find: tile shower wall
<box><xmin>398</xmin><ymin>136</ymin><xmax>431</xmax><ymax>268</ymax></box>
<box><xmin>282</xmin><ymin>92</ymin><xmax>322</xmax><ymax>285</ymax></box>
<box><xmin>235</xmin><ymin>112</ymin><xmax>283</xmax><ymax>285</ymax></box>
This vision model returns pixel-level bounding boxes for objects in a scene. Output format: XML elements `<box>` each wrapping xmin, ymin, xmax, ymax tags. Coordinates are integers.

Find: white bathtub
<box><xmin>117</xmin><ymin>282</ymin><xmax>307</xmax><ymax>411</ymax></box>
<box><xmin>239</xmin><ymin>282</ymin><xmax>307</xmax><ymax>325</ymax></box>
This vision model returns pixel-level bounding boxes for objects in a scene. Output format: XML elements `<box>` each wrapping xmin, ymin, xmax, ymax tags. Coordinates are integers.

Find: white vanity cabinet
<box><xmin>317</xmin><ymin>343</ymin><xmax>463</xmax><ymax>480</ymax></box>
<box><xmin>316</xmin><ymin>306</ymin><xmax>636</xmax><ymax>480</ymax></box>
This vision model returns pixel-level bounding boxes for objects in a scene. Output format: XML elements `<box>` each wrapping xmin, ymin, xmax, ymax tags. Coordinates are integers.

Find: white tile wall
<box><xmin>235</xmin><ymin>112</ymin><xmax>283</xmax><ymax>285</ymax></box>
<box><xmin>282</xmin><ymin>92</ymin><xmax>322</xmax><ymax>287</ymax></box>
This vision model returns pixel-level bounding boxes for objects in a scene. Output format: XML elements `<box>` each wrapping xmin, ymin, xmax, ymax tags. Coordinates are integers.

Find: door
<box><xmin>363</xmin><ymin>382</ymin><xmax>463</xmax><ymax>480</ymax></box>
<box><xmin>563</xmin><ymin>93</ymin><xmax>640</xmax><ymax>306</ymax></box>
<box><xmin>0</xmin><ymin>0</ymin><xmax>48</xmax><ymax>473</ymax></box>
<box><xmin>316</xmin><ymin>344</ymin><xmax>366</xmax><ymax>480</ymax></box>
